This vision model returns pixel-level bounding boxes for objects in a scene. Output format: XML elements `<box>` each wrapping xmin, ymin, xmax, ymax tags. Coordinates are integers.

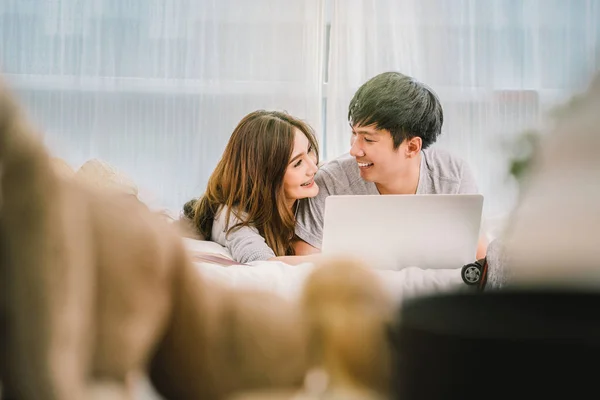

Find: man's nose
<box><xmin>350</xmin><ymin>137</ymin><xmax>365</xmax><ymax>157</ymax></box>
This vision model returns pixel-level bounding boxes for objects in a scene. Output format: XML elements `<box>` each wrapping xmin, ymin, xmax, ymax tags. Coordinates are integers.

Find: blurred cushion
<box><xmin>51</xmin><ymin>157</ymin><xmax>76</xmax><ymax>179</ymax></box>
<box><xmin>75</xmin><ymin>158</ymin><xmax>138</xmax><ymax>197</ymax></box>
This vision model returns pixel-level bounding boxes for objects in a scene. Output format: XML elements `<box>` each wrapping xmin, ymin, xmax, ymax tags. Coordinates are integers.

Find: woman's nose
<box><xmin>306</xmin><ymin>156</ymin><xmax>318</xmax><ymax>175</ymax></box>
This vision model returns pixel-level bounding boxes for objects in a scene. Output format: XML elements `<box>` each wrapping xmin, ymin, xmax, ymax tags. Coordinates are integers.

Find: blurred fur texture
<box><xmin>231</xmin><ymin>258</ymin><xmax>395</xmax><ymax>400</ymax></box>
<box><xmin>301</xmin><ymin>258</ymin><xmax>394</xmax><ymax>399</ymax></box>
<box><xmin>0</xmin><ymin>80</ymin><xmax>307</xmax><ymax>399</ymax></box>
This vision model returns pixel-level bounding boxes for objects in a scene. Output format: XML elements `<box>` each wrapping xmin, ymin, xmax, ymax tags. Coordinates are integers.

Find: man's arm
<box><xmin>264</xmin><ymin>237</ymin><xmax>321</xmax><ymax>265</ymax></box>
<box><xmin>476</xmin><ymin>235</ymin><xmax>488</xmax><ymax>260</ymax></box>
<box><xmin>458</xmin><ymin>160</ymin><xmax>488</xmax><ymax>259</ymax></box>
<box><xmin>458</xmin><ymin>161</ymin><xmax>479</xmax><ymax>195</ymax></box>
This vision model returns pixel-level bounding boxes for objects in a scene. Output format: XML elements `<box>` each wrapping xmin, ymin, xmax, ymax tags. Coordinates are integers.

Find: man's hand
<box><xmin>476</xmin><ymin>235</ymin><xmax>489</xmax><ymax>260</ymax></box>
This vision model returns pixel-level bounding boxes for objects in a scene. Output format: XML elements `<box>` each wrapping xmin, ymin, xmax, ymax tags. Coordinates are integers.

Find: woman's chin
<box><xmin>298</xmin><ymin>184</ymin><xmax>319</xmax><ymax>199</ymax></box>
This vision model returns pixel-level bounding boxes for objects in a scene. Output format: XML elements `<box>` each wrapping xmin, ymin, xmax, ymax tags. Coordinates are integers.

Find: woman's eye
<box><xmin>294</xmin><ymin>159</ymin><xmax>303</xmax><ymax>168</ymax></box>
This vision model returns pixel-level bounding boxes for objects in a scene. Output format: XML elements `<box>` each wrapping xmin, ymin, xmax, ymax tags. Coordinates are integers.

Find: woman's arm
<box><xmin>218</xmin><ymin>209</ymin><xmax>324</xmax><ymax>265</ymax></box>
<box><xmin>225</xmin><ymin>225</ymin><xmax>277</xmax><ymax>264</ymax></box>
<box><xmin>268</xmin><ymin>237</ymin><xmax>323</xmax><ymax>265</ymax></box>
<box><xmin>291</xmin><ymin>237</ymin><xmax>321</xmax><ymax>255</ymax></box>
<box><xmin>269</xmin><ymin>254</ymin><xmax>323</xmax><ymax>265</ymax></box>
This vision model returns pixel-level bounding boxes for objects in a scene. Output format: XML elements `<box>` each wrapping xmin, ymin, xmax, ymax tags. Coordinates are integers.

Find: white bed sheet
<box><xmin>183</xmin><ymin>238</ymin><xmax>467</xmax><ymax>304</ymax></box>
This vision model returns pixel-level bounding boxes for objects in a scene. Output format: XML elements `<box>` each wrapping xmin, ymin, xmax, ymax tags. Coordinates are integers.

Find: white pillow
<box><xmin>75</xmin><ymin>158</ymin><xmax>138</xmax><ymax>196</ymax></box>
<box><xmin>182</xmin><ymin>237</ymin><xmax>233</xmax><ymax>259</ymax></box>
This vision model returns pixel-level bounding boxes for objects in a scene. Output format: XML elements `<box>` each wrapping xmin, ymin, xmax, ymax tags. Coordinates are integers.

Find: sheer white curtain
<box><xmin>0</xmin><ymin>0</ymin><xmax>325</xmax><ymax>211</ymax></box>
<box><xmin>326</xmin><ymin>0</ymin><xmax>600</xmax><ymax>217</ymax></box>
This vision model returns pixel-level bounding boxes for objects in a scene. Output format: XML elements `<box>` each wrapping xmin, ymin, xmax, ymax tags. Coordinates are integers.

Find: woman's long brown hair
<box><xmin>192</xmin><ymin>110</ymin><xmax>319</xmax><ymax>257</ymax></box>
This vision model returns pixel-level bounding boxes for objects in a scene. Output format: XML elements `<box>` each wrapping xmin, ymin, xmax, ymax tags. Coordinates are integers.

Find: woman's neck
<box><xmin>287</xmin><ymin>198</ymin><xmax>297</xmax><ymax>214</ymax></box>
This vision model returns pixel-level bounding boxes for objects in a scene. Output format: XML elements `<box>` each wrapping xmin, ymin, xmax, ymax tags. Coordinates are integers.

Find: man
<box><xmin>294</xmin><ymin>71</ymin><xmax>487</xmax><ymax>260</ymax></box>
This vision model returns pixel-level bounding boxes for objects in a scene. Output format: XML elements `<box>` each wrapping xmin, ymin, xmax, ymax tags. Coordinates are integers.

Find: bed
<box><xmin>183</xmin><ymin>237</ymin><xmax>470</xmax><ymax>304</ymax></box>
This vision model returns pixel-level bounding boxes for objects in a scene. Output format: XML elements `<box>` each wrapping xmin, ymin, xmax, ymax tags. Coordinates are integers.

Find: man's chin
<box><xmin>358</xmin><ymin>168</ymin><xmax>376</xmax><ymax>182</ymax></box>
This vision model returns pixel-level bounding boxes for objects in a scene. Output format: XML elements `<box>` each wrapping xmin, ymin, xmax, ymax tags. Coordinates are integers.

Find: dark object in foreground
<box><xmin>390</xmin><ymin>289</ymin><xmax>600</xmax><ymax>399</ymax></box>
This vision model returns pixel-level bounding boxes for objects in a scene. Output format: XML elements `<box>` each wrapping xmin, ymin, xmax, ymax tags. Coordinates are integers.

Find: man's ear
<box><xmin>405</xmin><ymin>137</ymin><xmax>422</xmax><ymax>157</ymax></box>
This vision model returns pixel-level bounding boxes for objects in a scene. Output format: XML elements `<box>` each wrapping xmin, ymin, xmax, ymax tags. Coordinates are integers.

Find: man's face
<box><xmin>349</xmin><ymin>124</ymin><xmax>409</xmax><ymax>185</ymax></box>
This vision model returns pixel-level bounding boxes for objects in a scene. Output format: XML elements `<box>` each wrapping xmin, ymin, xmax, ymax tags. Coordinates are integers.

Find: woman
<box><xmin>187</xmin><ymin>110</ymin><xmax>321</xmax><ymax>264</ymax></box>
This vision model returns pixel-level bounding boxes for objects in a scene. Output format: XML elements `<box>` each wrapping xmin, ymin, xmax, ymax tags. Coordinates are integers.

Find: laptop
<box><xmin>321</xmin><ymin>194</ymin><xmax>484</xmax><ymax>270</ymax></box>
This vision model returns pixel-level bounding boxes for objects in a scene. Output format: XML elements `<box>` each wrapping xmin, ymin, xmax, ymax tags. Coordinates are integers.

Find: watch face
<box><xmin>462</xmin><ymin>264</ymin><xmax>481</xmax><ymax>285</ymax></box>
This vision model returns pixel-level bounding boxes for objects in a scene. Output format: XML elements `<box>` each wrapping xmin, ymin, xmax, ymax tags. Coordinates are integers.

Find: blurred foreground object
<box><xmin>504</xmin><ymin>72</ymin><xmax>600</xmax><ymax>288</ymax></box>
<box><xmin>391</xmin><ymin>290</ymin><xmax>600</xmax><ymax>399</ymax></box>
<box><xmin>75</xmin><ymin>158</ymin><xmax>139</xmax><ymax>197</ymax></box>
<box><xmin>230</xmin><ymin>258</ymin><xmax>394</xmax><ymax>400</ymax></box>
<box><xmin>0</xmin><ymin>78</ymin><xmax>307</xmax><ymax>399</ymax></box>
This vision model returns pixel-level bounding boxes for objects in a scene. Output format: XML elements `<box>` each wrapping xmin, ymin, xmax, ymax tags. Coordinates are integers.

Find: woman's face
<box><xmin>283</xmin><ymin>129</ymin><xmax>319</xmax><ymax>208</ymax></box>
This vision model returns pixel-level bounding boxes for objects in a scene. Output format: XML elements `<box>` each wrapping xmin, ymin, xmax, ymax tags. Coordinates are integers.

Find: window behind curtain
<box><xmin>0</xmin><ymin>0</ymin><xmax>325</xmax><ymax>211</ymax></box>
<box><xmin>325</xmin><ymin>0</ymin><xmax>600</xmax><ymax>217</ymax></box>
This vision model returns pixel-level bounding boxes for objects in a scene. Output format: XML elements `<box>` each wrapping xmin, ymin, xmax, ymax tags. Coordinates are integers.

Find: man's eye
<box><xmin>365</xmin><ymin>138</ymin><xmax>375</xmax><ymax>143</ymax></box>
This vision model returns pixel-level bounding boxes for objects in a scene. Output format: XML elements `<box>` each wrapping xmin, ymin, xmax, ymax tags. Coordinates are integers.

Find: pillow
<box><xmin>75</xmin><ymin>158</ymin><xmax>138</xmax><ymax>197</ymax></box>
<box><xmin>182</xmin><ymin>237</ymin><xmax>233</xmax><ymax>260</ymax></box>
<box><xmin>51</xmin><ymin>157</ymin><xmax>76</xmax><ymax>179</ymax></box>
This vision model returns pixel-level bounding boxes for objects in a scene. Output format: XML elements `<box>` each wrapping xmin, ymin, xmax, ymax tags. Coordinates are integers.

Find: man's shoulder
<box><xmin>422</xmin><ymin>147</ymin><xmax>468</xmax><ymax>181</ymax></box>
<box><xmin>418</xmin><ymin>147</ymin><xmax>478</xmax><ymax>194</ymax></box>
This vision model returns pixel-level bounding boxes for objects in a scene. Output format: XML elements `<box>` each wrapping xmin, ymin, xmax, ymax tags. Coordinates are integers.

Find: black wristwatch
<box><xmin>461</xmin><ymin>258</ymin><xmax>488</xmax><ymax>291</ymax></box>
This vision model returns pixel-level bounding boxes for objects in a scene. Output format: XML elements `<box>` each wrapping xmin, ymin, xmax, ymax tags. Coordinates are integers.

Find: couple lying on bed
<box><xmin>183</xmin><ymin>71</ymin><xmax>488</xmax><ymax>265</ymax></box>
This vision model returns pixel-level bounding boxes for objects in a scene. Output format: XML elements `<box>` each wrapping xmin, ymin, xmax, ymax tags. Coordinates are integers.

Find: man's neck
<box><xmin>375</xmin><ymin>152</ymin><xmax>422</xmax><ymax>195</ymax></box>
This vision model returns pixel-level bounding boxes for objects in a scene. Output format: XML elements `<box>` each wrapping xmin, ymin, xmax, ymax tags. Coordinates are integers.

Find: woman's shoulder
<box><xmin>213</xmin><ymin>204</ymin><xmax>248</xmax><ymax>224</ymax></box>
<box><xmin>211</xmin><ymin>205</ymin><xmax>253</xmax><ymax>244</ymax></box>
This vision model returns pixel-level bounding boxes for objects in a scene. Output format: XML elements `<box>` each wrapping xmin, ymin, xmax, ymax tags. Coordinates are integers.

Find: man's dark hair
<box><xmin>348</xmin><ymin>71</ymin><xmax>443</xmax><ymax>149</ymax></box>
